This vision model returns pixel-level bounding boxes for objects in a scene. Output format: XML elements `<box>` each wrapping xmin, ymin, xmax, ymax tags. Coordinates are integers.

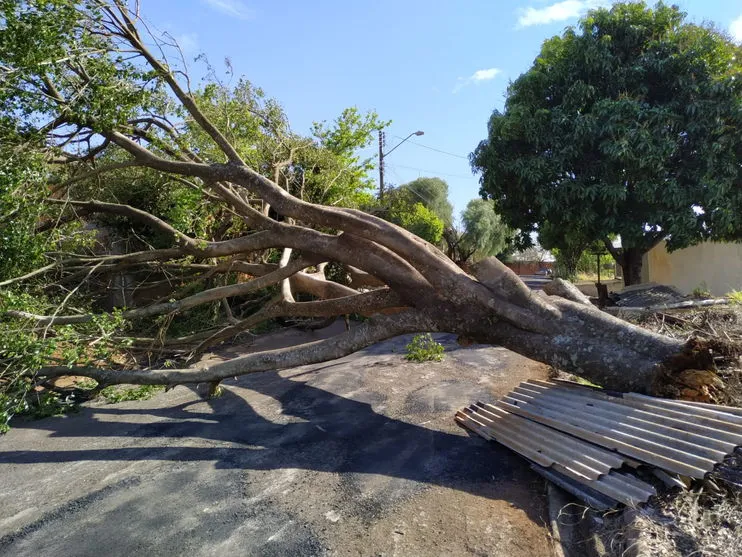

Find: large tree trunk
<box><xmin>620</xmin><ymin>247</ymin><xmax>645</xmax><ymax>286</ymax></box>
<box><xmin>34</xmin><ymin>267</ymin><xmax>692</xmax><ymax>395</ymax></box>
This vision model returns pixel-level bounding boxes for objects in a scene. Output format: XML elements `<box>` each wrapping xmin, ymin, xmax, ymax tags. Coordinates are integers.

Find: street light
<box><xmin>378</xmin><ymin>130</ymin><xmax>424</xmax><ymax>200</ymax></box>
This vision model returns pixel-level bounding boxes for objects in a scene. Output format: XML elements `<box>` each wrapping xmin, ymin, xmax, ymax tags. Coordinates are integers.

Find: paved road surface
<box><xmin>0</xmin><ymin>327</ymin><xmax>553</xmax><ymax>557</ymax></box>
<box><xmin>520</xmin><ymin>274</ymin><xmax>552</xmax><ymax>290</ymax></box>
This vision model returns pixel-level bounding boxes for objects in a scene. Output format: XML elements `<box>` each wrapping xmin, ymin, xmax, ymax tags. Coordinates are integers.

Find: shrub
<box><xmin>405</xmin><ymin>333</ymin><xmax>444</xmax><ymax>362</ymax></box>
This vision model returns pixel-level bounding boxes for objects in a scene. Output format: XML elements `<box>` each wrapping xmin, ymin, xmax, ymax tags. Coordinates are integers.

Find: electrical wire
<box><xmin>391</xmin><ymin>163</ymin><xmax>474</xmax><ymax>180</ymax></box>
<box><xmin>392</xmin><ymin>136</ymin><xmax>468</xmax><ymax>159</ymax></box>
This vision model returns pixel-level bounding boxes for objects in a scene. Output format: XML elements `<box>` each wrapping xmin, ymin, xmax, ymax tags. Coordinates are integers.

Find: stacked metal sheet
<box><xmin>455</xmin><ymin>379</ymin><xmax>742</xmax><ymax>509</ymax></box>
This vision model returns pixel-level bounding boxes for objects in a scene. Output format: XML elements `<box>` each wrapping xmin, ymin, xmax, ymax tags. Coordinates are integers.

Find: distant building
<box><xmin>506</xmin><ymin>246</ymin><xmax>555</xmax><ymax>275</ymax></box>
<box><xmin>641</xmin><ymin>241</ymin><xmax>742</xmax><ymax>296</ymax></box>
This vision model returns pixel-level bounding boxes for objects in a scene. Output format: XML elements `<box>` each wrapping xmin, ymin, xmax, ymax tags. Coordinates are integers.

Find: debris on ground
<box><xmin>605</xmin><ymin>283</ymin><xmax>731</xmax><ymax>313</ymax></box>
<box><xmin>612</xmin><ymin>283</ymin><xmax>688</xmax><ymax>308</ymax></box>
<box><xmin>627</xmin><ymin>306</ymin><xmax>742</xmax><ymax>406</ymax></box>
<box><xmin>510</xmin><ymin>306</ymin><xmax>742</xmax><ymax>556</ymax></box>
<box><xmin>456</xmin><ymin>379</ymin><xmax>742</xmax><ymax>510</ymax></box>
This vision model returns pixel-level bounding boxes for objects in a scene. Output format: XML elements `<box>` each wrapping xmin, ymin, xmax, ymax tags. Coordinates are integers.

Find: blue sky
<box><xmin>145</xmin><ymin>0</ymin><xmax>742</xmax><ymax>216</ymax></box>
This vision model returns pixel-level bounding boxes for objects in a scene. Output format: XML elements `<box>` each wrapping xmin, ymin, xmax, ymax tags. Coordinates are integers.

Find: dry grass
<box><xmin>628</xmin><ymin>306</ymin><xmax>742</xmax><ymax>406</ymax></box>
<box><xmin>623</xmin><ymin>484</ymin><xmax>742</xmax><ymax>557</ymax></box>
<box><xmin>590</xmin><ymin>307</ymin><xmax>742</xmax><ymax>556</ymax></box>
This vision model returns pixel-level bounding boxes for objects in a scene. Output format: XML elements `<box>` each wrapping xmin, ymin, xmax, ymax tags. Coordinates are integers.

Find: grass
<box><xmin>99</xmin><ymin>384</ymin><xmax>165</xmax><ymax>403</ymax></box>
<box><xmin>728</xmin><ymin>290</ymin><xmax>742</xmax><ymax>305</ymax></box>
<box><xmin>572</xmin><ymin>376</ymin><xmax>602</xmax><ymax>388</ymax></box>
<box><xmin>405</xmin><ymin>333</ymin><xmax>444</xmax><ymax>362</ymax></box>
<box><xmin>692</xmin><ymin>282</ymin><xmax>712</xmax><ymax>299</ymax></box>
<box><xmin>575</xmin><ymin>272</ymin><xmax>620</xmax><ymax>282</ymax></box>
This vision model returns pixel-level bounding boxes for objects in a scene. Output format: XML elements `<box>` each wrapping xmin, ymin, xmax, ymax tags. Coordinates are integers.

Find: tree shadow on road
<box><xmin>2</xmin><ymin>367</ymin><xmax>546</xmax><ymax>525</ymax></box>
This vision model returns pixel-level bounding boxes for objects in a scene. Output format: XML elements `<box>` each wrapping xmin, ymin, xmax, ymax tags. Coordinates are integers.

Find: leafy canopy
<box><xmin>384</xmin><ymin>190</ymin><xmax>445</xmax><ymax>244</ymax></box>
<box><xmin>396</xmin><ymin>177</ymin><xmax>454</xmax><ymax>227</ymax></box>
<box><xmin>0</xmin><ymin>0</ymin><xmax>391</xmax><ymax>428</ymax></box>
<box><xmin>471</xmin><ymin>1</ymin><xmax>742</xmax><ymax>256</ymax></box>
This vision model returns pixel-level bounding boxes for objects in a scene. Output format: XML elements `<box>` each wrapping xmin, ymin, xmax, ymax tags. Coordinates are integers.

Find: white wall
<box><xmin>642</xmin><ymin>241</ymin><xmax>742</xmax><ymax>296</ymax></box>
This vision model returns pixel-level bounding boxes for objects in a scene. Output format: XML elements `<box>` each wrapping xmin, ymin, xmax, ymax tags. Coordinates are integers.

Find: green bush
<box><xmin>727</xmin><ymin>290</ymin><xmax>742</xmax><ymax>305</ymax></box>
<box><xmin>405</xmin><ymin>333</ymin><xmax>444</xmax><ymax>362</ymax></box>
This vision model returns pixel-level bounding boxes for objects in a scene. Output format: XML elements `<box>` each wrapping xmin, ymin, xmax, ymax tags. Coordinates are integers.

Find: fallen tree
<box><xmin>0</xmin><ymin>1</ymin><xmax>718</xmax><ymax>398</ymax></box>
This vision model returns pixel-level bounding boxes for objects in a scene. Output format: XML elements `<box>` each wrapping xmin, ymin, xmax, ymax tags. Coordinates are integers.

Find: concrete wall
<box><xmin>575</xmin><ymin>279</ymin><xmax>624</xmax><ymax>297</ymax></box>
<box><xmin>642</xmin><ymin>241</ymin><xmax>742</xmax><ymax>296</ymax></box>
<box><xmin>506</xmin><ymin>261</ymin><xmax>554</xmax><ymax>275</ymax></box>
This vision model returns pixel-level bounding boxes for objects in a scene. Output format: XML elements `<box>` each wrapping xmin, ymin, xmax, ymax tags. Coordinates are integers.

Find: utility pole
<box><xmin>378</xmin><ymin>130</ymin><xmax>386</xmax><ymax>200</ymax></box>
<box><xmin>377</xmin><ymin>129</ymin><xmax>423</xmax><ymax>201</ymax></box>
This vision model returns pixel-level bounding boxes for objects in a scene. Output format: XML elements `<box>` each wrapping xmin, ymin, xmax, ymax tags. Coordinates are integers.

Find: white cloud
<box><xmin>730</xmin><ymin>14</ymin><xmax>742</xmax><ymax>43</ymax></box>
<box><xmin>174</xmin><ymin>32</ymin><xmax>199</xmax><ymax>55</ymax></box>
<box><xmin>203</xmin><ymin>0</ymin><xmax>252</xmax><ymax>20</ymax></box>
<box><xmin>453</xmin><ymin>67</ymin><xmax>502</xmax><ymax>93</ymax></box>
<box><xmin>471</xmin><ymin>68</ymin><xmax>501</xmax><ymax>81</ymax></box>
<box><xmin>517</xmin><ymin>0</ymin><xmax>609</xmax><ymax>28</ymax></box>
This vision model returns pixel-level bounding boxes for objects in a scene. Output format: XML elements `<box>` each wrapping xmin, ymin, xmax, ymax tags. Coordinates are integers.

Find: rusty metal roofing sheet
<box><xmin>455</xmin><ymin>407</ymin><xmax>657</xmax><ymax>507</ymax></box>
<box><xmin>456</xmin><ymin>379</ymin><xmax>742</xmax><ymax>508</ymax></box>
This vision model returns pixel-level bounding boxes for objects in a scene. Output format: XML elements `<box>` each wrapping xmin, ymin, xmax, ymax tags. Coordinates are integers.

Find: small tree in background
<box><xmin>459</xmin><ymin>199</ymin><xmax>513</xmax><ymax>263</ymax></box>
<box><xmin>384</xmin><ymin>191</ymin><xmax>445</xmax><ymax>244</ymax></box>
<box><xmin>537</xmin><ymin>222</ymin><xmax>592</xmax><ymax>281</ymax></box>
<box><xmin>397</xmin><ymin>177</ymin><xmax>454</xmax><ymax>227</ymax></box>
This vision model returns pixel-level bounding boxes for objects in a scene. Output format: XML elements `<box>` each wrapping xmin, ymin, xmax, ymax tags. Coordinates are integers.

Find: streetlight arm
<box><xmin>382</xmin><ymin>130</ymin><xmax>424</xmax><ymax>158</ymax></box>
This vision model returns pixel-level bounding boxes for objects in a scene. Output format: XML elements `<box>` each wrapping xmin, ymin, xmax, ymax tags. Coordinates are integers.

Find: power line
<box><xmin>392</xmin><ymin>136</ymin><xmax>468</xmax><ymax>159</ymax></box>
<box><xmin>384</xmin><ymin>168</ymin><xmax>450</xmax><ymax>211</ymax></box>
<box><xmin>391</xmin><ymin>163</ymin><xmax>474</xmax><ymax>180</ymax></box>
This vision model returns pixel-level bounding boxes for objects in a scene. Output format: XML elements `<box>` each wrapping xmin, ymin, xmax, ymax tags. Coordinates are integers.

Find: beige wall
<box><xmin>642</xmin><ymin>241</ymin><xmax>742</xmax><ymax>296</ymax></box>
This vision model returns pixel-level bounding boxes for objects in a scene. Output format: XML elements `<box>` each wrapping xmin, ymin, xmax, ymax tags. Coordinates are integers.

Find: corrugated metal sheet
<box><xmin>455</xmin><ymin>404</ymin><xmax>657</xmax><ymax>507</ymax></box>
<box><xmin>456</xmin><ymin>380</ymin><xmax>742</xmax><ymax>508</ymax></box>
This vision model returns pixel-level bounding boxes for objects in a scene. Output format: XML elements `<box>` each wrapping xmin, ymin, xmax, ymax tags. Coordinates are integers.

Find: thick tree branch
<box><xmin>46</xmin><ymin>199</ymin><xmax>198</xmax><ymax>248</ymax></box>
<box><xmin>193</xmin><ymin>289</ymin><xmax>404</xmax><ymax>353</ymax></box>
<box><xmin>36</xmin><ymin>310</ymin><xmax>435</xmax><ymax>385</ymax></box>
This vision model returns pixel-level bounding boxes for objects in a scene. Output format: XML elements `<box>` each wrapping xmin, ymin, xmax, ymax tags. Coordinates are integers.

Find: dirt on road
<box><xmin>0</xmin><ymin>325</ymin><xmax>554</xmax><ymax>556</ymax></box>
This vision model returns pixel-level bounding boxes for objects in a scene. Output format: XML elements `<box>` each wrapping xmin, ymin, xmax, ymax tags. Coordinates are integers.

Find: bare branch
<box><xmin>111</xmin><ymin>4</ymin><xmax>245</xmax><ymax>164</ymax></box>
<box><xmin>0</xmin><ymin>263</ymin><xmax>59</xmax><ymax>288</ymax></box>
<box><xmin>7</xmin><ymin>255</ymin><xmax>316</xmax><ymax>325</ymax></box>
<box><xmin>278</xmin><ymin>247</ymin><xmax>294</xmax><ymax>302</ymax></box>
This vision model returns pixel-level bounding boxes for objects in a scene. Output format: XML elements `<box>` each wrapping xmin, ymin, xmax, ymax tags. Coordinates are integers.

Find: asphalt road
<box><xmin>0</xmin><ymin>327</ymin><xmax>553</xmax><ymax>556</ymax></box>
<box><xmin>519</xmin><ymin>274</ymin><xmax>552</xmax><ymax>290</ymax></box>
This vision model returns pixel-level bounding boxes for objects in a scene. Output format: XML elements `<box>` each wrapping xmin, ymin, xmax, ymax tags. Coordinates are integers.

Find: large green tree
<box><xmin>472</xmin><ymin>2</ymin><xmax>742</xmax><ymax>285</ymax></box>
